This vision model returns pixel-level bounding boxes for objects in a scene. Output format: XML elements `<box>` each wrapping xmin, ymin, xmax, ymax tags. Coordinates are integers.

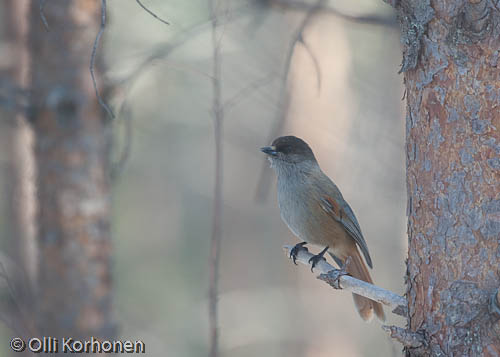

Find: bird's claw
<box><xmin>308</xmin><ymin>246</ymin><xmax>329</xmax><ymax>272</ymax></box>
<box><xmin>289</xmin><ymin>242</ymin><xmax>308</xmax><ymax>265</ymax></box>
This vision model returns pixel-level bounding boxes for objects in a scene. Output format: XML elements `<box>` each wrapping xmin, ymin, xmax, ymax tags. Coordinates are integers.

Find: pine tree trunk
<box><xmin>28</xmin><ymin>1</ymin><xmax>115</xmax><ymax>339</ymax></box>
<box><xmin>396</xmin><ymin>0</ymin><xmax>500</xmax><ymax>355</ymax></box>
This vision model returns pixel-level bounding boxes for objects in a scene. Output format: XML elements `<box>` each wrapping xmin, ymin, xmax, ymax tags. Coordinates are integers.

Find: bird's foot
<box><xmin>289</xmin><ymin>242</ymin><xmax>308</xmax><ymax>265</ymax></box>
<box><xmin>308</xmin><ymin>246</ymin><xmax>329</xmax><ymax>272</ymax></box>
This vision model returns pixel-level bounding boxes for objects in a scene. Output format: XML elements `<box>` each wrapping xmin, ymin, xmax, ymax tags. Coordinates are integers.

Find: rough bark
<box><xmin>28</xmin><ymin>1</ymin><xmax>115</xmax><ymax>339</ymax></box>
<box><xmin>397</xmin><ymin>0</ymin><xmax>500</xmax><ymax>355</ymax></box>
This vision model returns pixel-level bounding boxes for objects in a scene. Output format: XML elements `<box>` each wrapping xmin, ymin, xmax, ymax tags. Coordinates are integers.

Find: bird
<box><xmin>261</xmin><ymin>135</ymin><xmax>385</xmax><ymax>322</ymax></box>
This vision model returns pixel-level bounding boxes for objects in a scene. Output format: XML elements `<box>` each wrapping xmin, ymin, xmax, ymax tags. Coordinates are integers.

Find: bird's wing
<box><xmin>316</xmin><ymin>180</ymin><xmax>373</xmax><ymax>269</ymax></box>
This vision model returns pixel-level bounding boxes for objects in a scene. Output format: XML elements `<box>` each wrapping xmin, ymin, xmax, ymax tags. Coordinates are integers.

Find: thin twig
<box><xmin>271</xmin><ymin>0</ymin><xmax>398</xmax><ymax>28</ymax></box>
<box><xmin>283</xmin><ymin>245</ymin><xmax>407</xmax><ymax>314</ymax></box>
<box><xmin>110</xmin><ymin>100</ymin><xmax>133</xmax><ymax>180</ymax></box>
<box><xmin>208</xmin><ymin>1</ymin><xmax>224</xmax><ymax>357</ymax></box>
<box><xmin>223</xmin><ymin>73</ymin><xmax>277</xmax><ymax>111</ymax></box>
<box><xmin>299</xmin><ymin>38</ymin><xmax>321</xmax><ymax>92</ymax></box>
<box><xmin>108</xmin><ymin>11</ymin><xmax>245</xmax><ymax>180</ymax></box>
<box><xmin>0</xmin><ymin>263</ymin><xmax>33</xmax><ymax>339</ymax></box>
<box><xmin>90</xmin><ymin>0</ymin><xmax>115</xmax><ymax>119</ymax></box>
<box><xmin>115</xmin><ymin>5</ymin><xmax>248</xmax><ymax>90</ymax></box>
<box><xmin>39</xmin><ymin>0</ymin><xmax>49</xmax><ymax>31</ymax></box>
<box><xmin>254</xmin><ymin>0</ymin><xmax>397</xmax><ymax>202</ymax></box>
<box><xmin>255</xmin><ymin>0</ymin><xmax>325</xmax><ymax>202</ymax></box>
<box><xmin>136</xmin><ymin>0</ymin><xmax>170</xmax><ymax>25</ymax></box>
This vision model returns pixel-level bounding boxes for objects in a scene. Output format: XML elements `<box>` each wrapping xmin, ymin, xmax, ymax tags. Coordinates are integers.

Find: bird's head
<box><xmin>261</xmin><ymin>136</ymin><xmax>317</xmax><ymax>169</ymax></box>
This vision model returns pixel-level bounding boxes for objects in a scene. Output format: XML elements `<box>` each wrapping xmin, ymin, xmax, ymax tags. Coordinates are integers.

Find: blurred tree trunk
<box><xmin>0</xmin><ymin>2</ymin><xmax>37</xmax><ymax>345</ymax></box>
<box><xmin>28</xmin><ymin>1</ymin><xmax>115</xmax><ymax>339</ymax></box>
<box><xmin>394</xmin><ymin>0</ymin><xmax>500</xmax><ymax>355</ymax></box>
<box><xmin>3</xmin><ymin>0</ymin><xmax>37</xmax><ymax>289</ymax></box>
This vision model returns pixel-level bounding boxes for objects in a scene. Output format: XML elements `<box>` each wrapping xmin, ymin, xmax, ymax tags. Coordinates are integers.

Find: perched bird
<box><xmin>261</xmin><ymin>135</ymin><xmax>385</xmax><ymax>322</ymax></box>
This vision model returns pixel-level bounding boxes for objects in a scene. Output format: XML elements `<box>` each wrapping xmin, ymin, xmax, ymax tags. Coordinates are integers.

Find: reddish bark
<box><xmin>394</xmin><ymin>0</ymin><xmax>500</xmax><ymax>354</ymax></box>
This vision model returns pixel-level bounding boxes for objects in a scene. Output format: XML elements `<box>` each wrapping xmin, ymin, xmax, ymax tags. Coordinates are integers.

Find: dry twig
<box><xmin>255</xmin><ymin>0</ymin><xmax>397</xmax><ymax>202</ymax></box>
<box><xmin>90</xmin><ymin>0</ymin><xmax>115</xmax><ymax>119</ymax></box>
<box><xmin>110</xmin><ymin>101</ymin><xmax>133</xmax><ymax>180</ymax></box>
<box><xmin>223</xmin><ymin>73</ymin><xmax>277</xmax><ymax>111</ymax></box>
<box><xmin>38</xmin><ymin>0</ymin><xmax>49</xmax><ymax>31</ymax></box>
<box><xmin>136</xmin><ymin>0</ymin><xmax>170</xmax><ymax>26</ymax></box>
<box><xmin>271</xmin><ymin>0</ymin><xmax>397</xmax><ymax>27</ymax></box>
<box><xmin>208</xmin><ymin>1</ymin><xmax>224</xmax><ymax>357</ymax></box>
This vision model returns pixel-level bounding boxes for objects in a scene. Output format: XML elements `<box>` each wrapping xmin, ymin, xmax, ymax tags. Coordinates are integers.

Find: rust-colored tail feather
<box><xmin>345</xmin><ymin>249</ymin><xmax>385</xmax><ymax>322</ymax></box>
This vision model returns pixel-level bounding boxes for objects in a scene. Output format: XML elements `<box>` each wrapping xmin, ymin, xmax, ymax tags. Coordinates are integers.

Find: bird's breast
<box><xmin>277</xmin><ymin>177</ymin><xmax>346</xmax><ymax>247</ymax></box>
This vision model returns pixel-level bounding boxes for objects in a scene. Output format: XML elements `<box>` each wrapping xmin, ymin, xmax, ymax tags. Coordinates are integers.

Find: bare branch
<box><xmin>38</xmin><ymin>0</ymin><xmax>49</xmax><ymax>31</ymax></box>
<box><xmin>255</xmin><ymin>0</ymin><xmax>397</xmax><ymax>202</ymax></box>
<box><xmin>283</xmin><ymin>245</ymin><xmax>407</xmax><ymax>314</ymax></box>
<box><xmin>208</xmin><ymin>1</ymin><xmax>224</xmax><ymax>357</ymax></box>
<box><xmin>381</xmin><ymin>325</ymin><xmax>426</xmax><ymax>348</ymax></box>
<box><xmin>299</xmin><ymin>38</ymin><xmax>321</xmax><ymax>92</ymax></box>
<box><xmin>255</xmin><ymin>0</ymin><xmax>325</xmax><ymax>202</ymax></box>
<box><xmin>136</xmin><ymin>0</ymin><xmax>170</xmax><ymax>26</ymax></box>
<box><xmin>109</xmin><ymin>8</ymin><xmax>246</xmax><ymax>180</ymax></box>
<box><xmin>271</xmin><ymin>0</ymin><xmax>398</xmax><ymax>27</ymax></box>
<box><xmin>110</xmin><ymin>102</ymin><xmax>133</xmax><ymax>180</ymax></box>
<box><xmin>115</xmin><ymin>5</ymin><xmax>248</xmax><ymax>90</ymax></box>
<box><xmin>0</xmin><ymin>262</ymin><xmax>34</xmax><ymax>339</ymax></box>
<box><xmin>90</xmin><ymin>0</ymin><xmax>115</xmax><ymax>119</ymax></box>
<box><xmin>223</xmin><ymin>73</ymin><xmax>277</xmax><ymax>111</ymax></box>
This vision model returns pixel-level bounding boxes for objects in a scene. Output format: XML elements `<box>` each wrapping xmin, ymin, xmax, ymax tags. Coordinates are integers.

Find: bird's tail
<box><xmin>344</xmin><ymin>248</ymin><xmax>385</xmax><ymax>322</ymax></box>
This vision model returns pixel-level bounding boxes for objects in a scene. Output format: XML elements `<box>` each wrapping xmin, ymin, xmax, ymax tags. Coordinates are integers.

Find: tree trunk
<box><xmin>1</xmin><ymin>2</ymin><xmax>37</xmax><ymax>342</ymax></box>
<box><xmin>397</xmin><ymin>0</ymin><xmax>500</xmax><ymax>355</ymax></box>
<box><xmin>28</xmin><ymin>1</ymin><xmax>115</xmax><ymax>339</ymax></box>
<box><xmin>3</xmin><ymin>0</ymin><xmax>37</xmax><ymax>283</ymax></box>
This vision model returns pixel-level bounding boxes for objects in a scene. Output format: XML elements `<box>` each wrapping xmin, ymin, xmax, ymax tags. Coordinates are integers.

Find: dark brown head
<box><xmin>261</xmin><ymin>136</ymin><xmax>316</xmax><ymax>164</ymax></box>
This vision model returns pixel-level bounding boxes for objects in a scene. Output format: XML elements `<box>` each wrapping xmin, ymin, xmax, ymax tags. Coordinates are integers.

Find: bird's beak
<box><xmin>260</xmin><ymin>146</ymin><xmax>278</xmax><ymax>156</ymax></box>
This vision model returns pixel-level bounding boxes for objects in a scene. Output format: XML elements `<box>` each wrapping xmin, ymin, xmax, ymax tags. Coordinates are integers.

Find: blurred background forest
<box><xmin>0</xmin><ymin>0</ymin><xmax>407</xmax><ymax>356</ymax></box>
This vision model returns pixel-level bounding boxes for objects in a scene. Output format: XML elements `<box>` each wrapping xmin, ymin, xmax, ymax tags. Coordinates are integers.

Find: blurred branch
<box><xmin>109</xmin><ymin>6</ymin><xmax>249</xmax><ymax>176</ymax></box>
<box><xmin>115</xmin><ymin>5</ymin><xmax>250</xmax><ymax>89</ymax></box>
<box><xmin>136</xmin><ymin>0</ymin><xmax>170</xmax><ymax>26</ymax></box>
<box><xmin>110</xmin><ymin>101</ymin><xmax>133</xmax><ymax>180</ymax></box>
<box><xmin>283</xmin><ymin>245</ymin><xmax>407</xmax><ymax>315</ymax></box>
<box><xmin>255</xmin><ymin>0</ymin><xmax>397</xmax><ymax>202</ymax></box>
<box><xmin>0</xmin><ymin>261</ymin><xmax>35</xmax><ymax>340</ymax></box>
<box><xmin>300</xmin><ymin>39</ymin><xmax>321</xmax><ymax>92</ymax></box>
<box><xmin>90</xmin><ymin>0</ymin><xmax>115</xmax><ymax>119</ymax></box>
<box><xmin>270</xmin><ymin>0</ymin><xmax>398</xmax><ymax>27</ymax></box>
<box><xmin>38</xmin><ymin>0</ymin><xmax>49</xmax><ymax>31</ymax></box>
<box><xmin>255</xmin><ymin>0</ymin><xmax>324</xmax><ymax>202</ymax></box>
<box><xmin>208</xmin><ymin>1</ymin><xmax>224</xmax><ymax>357</ymax></box>
<box><xmin>223</xmin><ymin>73</ymin><xmax>277</xmax><ymax>111</ymax></box>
